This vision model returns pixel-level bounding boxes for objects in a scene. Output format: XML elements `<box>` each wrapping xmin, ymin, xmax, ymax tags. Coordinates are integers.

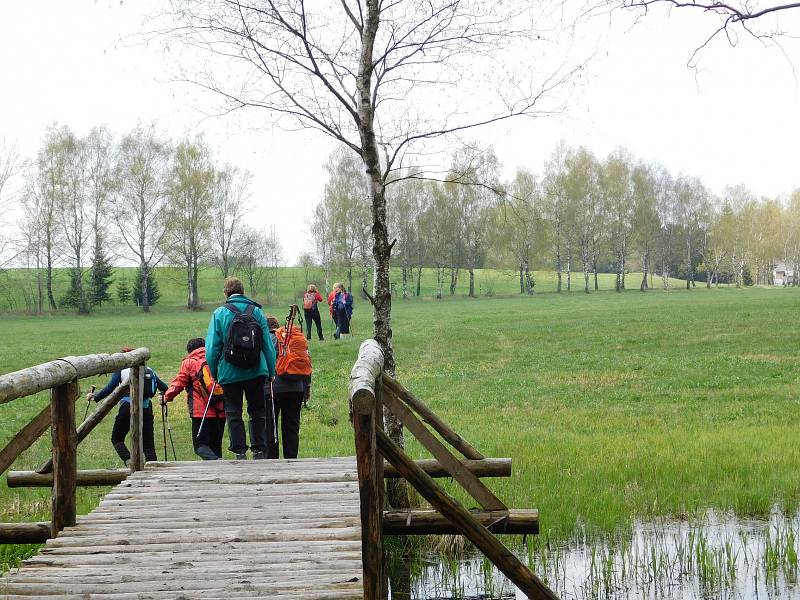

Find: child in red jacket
<box><xmin>163</xmin><ymin>338</ymin><xmax>226</xmax><ymax>460</ymax></box>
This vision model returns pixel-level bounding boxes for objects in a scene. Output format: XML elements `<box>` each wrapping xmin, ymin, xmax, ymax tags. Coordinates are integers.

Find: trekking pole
<box><xmin>269</xmin><ymin>378</ymin><xmax>278</xmax><ymax>445</ymax></box>
<box><xmin>83</xmin><ymin>385</ymin><xmax>96</xmax><ymax>421</ymax></box>
<box><xmin>160</xmin><ymin>393</ymin><xmax>168</xmax><ymax>462</ymax></box>
<box><xmin>196</xmin><ymin>381</ymin><xmax>218</xmax><ymax>438</ymax></box>
<box><xmin>164</xmin><ymin>402</ymin><xmax>178</xmax><ymax>461</ymax></box>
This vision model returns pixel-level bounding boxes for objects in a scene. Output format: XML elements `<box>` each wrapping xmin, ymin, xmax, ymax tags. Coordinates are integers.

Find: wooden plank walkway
<box><xmin>1</xmin><ymin>458</ymin><xmax>364</xmax><ymax>599</ymax></box>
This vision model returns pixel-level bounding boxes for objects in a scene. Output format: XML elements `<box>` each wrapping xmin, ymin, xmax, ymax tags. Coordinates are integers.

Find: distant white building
<box><xmin>773</xmin><ymin>263</ymin><xmax>796</xmax><ymax>286</ymax></box>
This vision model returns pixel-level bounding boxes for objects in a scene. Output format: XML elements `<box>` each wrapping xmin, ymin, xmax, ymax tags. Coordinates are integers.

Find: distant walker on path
<box><xmin>302</xmin><ymin>284</ymin><xmax>325</xmax><ymax>341</ymax></box>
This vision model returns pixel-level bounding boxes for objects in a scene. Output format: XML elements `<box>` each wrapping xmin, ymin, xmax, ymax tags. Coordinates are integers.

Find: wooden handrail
<box><xmin>349</xmin><ymin>338</ymin><xmax>556</xmax><ymax>600</ymax></box>
<box><xmin>0</xmin><ymin>349</ymin><xmax>149</xmax><ymax>544</ymax></box>
<box><xmin>0</xmin><ymin>348</ymin><xmax>150</xmax><ymax>404</ymax></box>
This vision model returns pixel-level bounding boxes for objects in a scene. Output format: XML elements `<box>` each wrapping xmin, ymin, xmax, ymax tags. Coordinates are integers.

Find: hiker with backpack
<box><xmin>206</xmin><ymin>277</ymin><xmax>276</xmax><ymax>460</ymax></box>
<box><xmin>267</xmin><ymin>306</ymin><xmax>312</xmax><ymax>459</ymax></box>
<box><xmin>332</xmin><ymin>283</ymin><xmax>354</xmax><ymax>340</ymax></box>
<box><xmin>302</xmin><ymin>284</ymin><xmax>325</xmax><ymax>341</ymax></box>
<box><xmin>327</xmin><ymin>285</ymin><xmax>339</xmax><ymax>338</ymax></box>
<box><xmin>162</xmin><ymin>338</ymin><xmax>226</xmax><ymax>460</ymax></box>
<box><xmin>87</xmin><ymin>346</ymin><xmax>168</xmax><ymax>467</ymax></box>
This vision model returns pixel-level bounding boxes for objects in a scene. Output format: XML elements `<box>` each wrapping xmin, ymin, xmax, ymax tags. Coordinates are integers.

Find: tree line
<box><xmin>1</xmin><ymin>124</ymin><xmax>283</xmax><ymax>313</ymax></box>
<box><xmin>312</xmin><ymin>144</ymin><xmax>800</xmax><ymax>297</ymax></box>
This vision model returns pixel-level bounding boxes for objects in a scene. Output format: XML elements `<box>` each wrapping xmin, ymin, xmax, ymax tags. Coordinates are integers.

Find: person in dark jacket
<box><xmin>87</xmin><ymin>346</ymin><xmax>168</xmax><ymax>466</ymax></box>
<box><xmin>266</xmin><ymin>316</ymin><xmax>311</xmax><ymax>459</ymax></box>
<box><xmin>163</xmin><ymin>338</ymin><xmax>226</xmax><ymax>460</ymax></box>
<box><xmin>206</xmin><ymin>277</ymin><xmax>276</xmax><ymax>460</ymax></box>
<box><xmin>302</xmin><ymin>284</ymin><xmax>325</xmax><ymax>341</ymax></box>
<box><xmin>333</xmin><ymin>283</ymin><xmax>354</xmax><ymax>339</ymax></box>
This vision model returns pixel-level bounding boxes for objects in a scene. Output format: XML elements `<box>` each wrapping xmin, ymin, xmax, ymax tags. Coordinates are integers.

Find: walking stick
<box><xmin>160</xmin><ymin>393</ymin><xmax>168</xmax><ymax>462</ymax></box>
<box><xmin>164</xmin><ymin>402</ymin><xmax>178</xmax><ymax>461</ymax></box>
<box><xmin>269</xmin><ymin>378</ymin><xmax>278</xmax><ymax>445</ymax></box>
<box><xmin>196</xmin><ymin>381</ymin><xmax>218</xmax><ymax>438</ymax></box>
<box><xmin>83</xmin><ymin>385</ymin><xmax>96</xmax><ymax>421</ymax></box>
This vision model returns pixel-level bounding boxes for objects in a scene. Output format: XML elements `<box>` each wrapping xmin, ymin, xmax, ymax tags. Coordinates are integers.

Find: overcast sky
<box><xmin>1</xmin><ymin>1</ymin><xmax>799</xmax><ymax>263</ymax></box>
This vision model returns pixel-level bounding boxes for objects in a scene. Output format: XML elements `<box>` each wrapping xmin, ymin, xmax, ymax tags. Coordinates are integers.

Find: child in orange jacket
<box><xmin>163</xmin><ymin>338</ymin><xmax>226</xmax><ymax>460</ymax></box>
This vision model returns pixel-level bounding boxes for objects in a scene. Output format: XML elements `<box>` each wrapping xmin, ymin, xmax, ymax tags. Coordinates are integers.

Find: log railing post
<box><xmin>352</xmin><ymin>386</ymin><xmax>383</xmax><ymax>600</ymax></box>
<box><xmin>129</xmin><ymin>364</ymin><xmax>145</xmax><ymax>472</ymax></box>
<box><xmin>350</xmin><ymin>340</ymin><xmax>386</xmax><ymax>600</ymax></box>
<box><xmin>51</xmin><ymin>380</ymin><xmax>78</xmax><ymax>538</ymax></box>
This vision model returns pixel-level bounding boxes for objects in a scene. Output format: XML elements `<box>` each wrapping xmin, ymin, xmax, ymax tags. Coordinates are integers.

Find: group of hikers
<box><xmin>87</xmin><ymin>277</ymin><xmax>355</xmax><ymax>463</ymax></box>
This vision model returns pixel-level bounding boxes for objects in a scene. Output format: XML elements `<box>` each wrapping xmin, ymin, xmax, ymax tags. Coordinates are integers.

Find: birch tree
<box><xmin>563</xmin><ymin>147</ymin><xmax>600</xmax><ymax>293</ymax></box>
<box><xmin>602</xmin><ymin>150</ymin><xmax>634</xmax><ymax>292</ymax></box>
<box><xmin>57</xmin><ymin>130</ymin><xmax>93</xmax><ymax>313</ymax></box>
<box><xmin>85</xmin><ymin>127</ymin><xmax>116</xmax><ymax>307</ymax></box>
<box><xmin>166</xmin><ymin>138</ymin><xmax>216</xmax><ymax>309</ymax></box>
<box><xmin>31</xmin><ymin>125</ymin><xmax>70</xmax><ymax>310</ymax></box>
<box><xmin>166</xmin><ymin>1</ymin><xmax>580</xmax><ymax>509</ymax></box>
<box><xmin>213</xmin><ymin>165</ymin><xmax>251</xmax><ymax>278</ymax></box>
<box><xmin>543</xmin><ymin>143</ymin><xmax>569</xmax><ymax>292</ymax></box>
<box><xmin>114</xmin><ymin>125</ymin><xmax>172</xmax><ymax>313</ymax></box>
<box><xmin>630</xmin><ymin>163</ymin><xmax>659</xmax><ymax>291</ymax></box>
<box><xmin>0</xmin><ymin>140</ymin><xmax>20</xmax><ymax>264</ymax></box>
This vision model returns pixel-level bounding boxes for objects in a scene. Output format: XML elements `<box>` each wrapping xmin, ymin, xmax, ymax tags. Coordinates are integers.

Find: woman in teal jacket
<box><xmin>206</xmin><ymin>277</ymin><xmax>276</xmax><ymax>459</ymax></box>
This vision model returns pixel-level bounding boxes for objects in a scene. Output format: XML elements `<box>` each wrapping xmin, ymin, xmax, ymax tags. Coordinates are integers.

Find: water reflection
<box><xmin>388</xmin><ymin>509</ymin><xmax>800</xmax><ymax>599</ymax></box>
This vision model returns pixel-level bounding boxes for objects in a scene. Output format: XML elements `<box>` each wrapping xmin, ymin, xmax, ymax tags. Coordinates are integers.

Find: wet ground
<box><xmin>391</xmin><ymin>509</ymin><xmax>800</xmax><ymax>599</ymax></box>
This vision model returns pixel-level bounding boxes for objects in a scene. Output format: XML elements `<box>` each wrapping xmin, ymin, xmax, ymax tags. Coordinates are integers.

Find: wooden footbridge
<box><xmin>0</xmin><ymin>343</ymin><xmax>556</xmax><ymax>599</ymax></box>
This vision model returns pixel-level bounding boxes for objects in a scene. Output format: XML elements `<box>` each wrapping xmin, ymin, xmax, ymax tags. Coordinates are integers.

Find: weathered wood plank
<box><xmin>9</xmin><ymin>468</ymin><xmax>130</xmax><ymax>488</ymax></box>
<box><xmin>0</xmin><ymin>348</ymin><xmax>150</xmax><ymax>405</ymax></box>
<box><xmin>51</xmin><ymin>380</ymin><xmax>78</xmax><ymax>538</ymax></box>
<box><xmin>383</xmin><ymin>508</ymin><xmax>539</xmax><ymax>535</ymax></box>
<box><xmin>3</xmin><ymin>456</ymin><xmax>364</xmax><ymax>599</ymax></box>
<box><xmin>129</xmin><ymin>364</ymin><xmax>144</xmax><ymax>472</ymax></box>
<box><xmin>0</xmin><ymin>404</ymin><xmax>51</xmax><ymax>477</ymax></box>
<box><xmin>353</xmin><ymin>394</ymin><xmax>382</xmax><ymax>600</ymax></box>
<box><xmin>0</xmin><ymin>522</ymin><xmax>50</xmax><ymax>544</ymax></box>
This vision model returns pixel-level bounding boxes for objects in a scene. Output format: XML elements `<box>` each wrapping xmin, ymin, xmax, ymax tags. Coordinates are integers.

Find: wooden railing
<box><xmin>0</xmin><ymin>348</ymin><xmax>150</xmax><ymax>543</ymax></box>
<box><xmin>349</xmin><ymin>339</ymin><xmax>557</xmax><ymax>600</ymax></box>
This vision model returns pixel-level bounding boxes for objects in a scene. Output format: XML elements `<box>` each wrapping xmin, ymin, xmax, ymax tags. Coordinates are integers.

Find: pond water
<box><xmin>390</xmin><ymin>509</ymin><xmax>800</xmax><ymax>599</ymax></box>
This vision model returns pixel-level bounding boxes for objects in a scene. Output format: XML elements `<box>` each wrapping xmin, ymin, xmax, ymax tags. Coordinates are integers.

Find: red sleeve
<box><xmin>163</xmin><ymin>358</ymin><xmax>193</xmax><ymax>402</ymax></box>
<box><xmin>315</xmin><ymin>292</ymin><xmax>323</xmax><ymax>302</ymax></box>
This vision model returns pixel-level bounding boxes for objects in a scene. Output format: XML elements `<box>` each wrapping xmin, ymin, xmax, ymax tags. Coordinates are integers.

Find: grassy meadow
<box><xmin>0</xmin><ymin>267</ymin><xmax>798</xmax><ymax>571</ymax></box>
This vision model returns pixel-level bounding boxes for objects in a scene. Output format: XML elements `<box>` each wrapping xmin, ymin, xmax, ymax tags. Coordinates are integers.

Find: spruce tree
<box><xmin>60</xmin><ymin>269</ymin><xmax>91</xmax><ymax>314</ymax></box>
<box><xmin>117</xmin><ymin>276</ymin><xmax>132</xmax><ymax>305</ymax></box>
<box><xmin>90</xmin><ymin>237</ymin><xmax>114</xmax><ymax>306</ymax></box>
<box><xmin>133</xmin><ymin>267</ymin><xmax>161</xmax><ymax>307</ymax></box>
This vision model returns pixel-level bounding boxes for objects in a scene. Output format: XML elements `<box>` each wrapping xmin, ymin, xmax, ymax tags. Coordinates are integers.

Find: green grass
<box><xmin>0</xmin><ymin>264</ymin><xmax>688</xmax><ymax>311</ymax></box>
<box><xmin>0</xmin><ymin>282</ymin><xmax>798</xmax><ymax>568</ymax></box>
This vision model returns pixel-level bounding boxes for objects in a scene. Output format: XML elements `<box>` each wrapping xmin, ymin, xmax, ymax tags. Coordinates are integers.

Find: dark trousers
<box><xmin>191</xmin><ymin>416</ymin><xmax>225</xmax><ymax>459</ymax></box>
<box><xmin>304</xmin><ymin>308</ymin><xmax>324</xmax><ymax>340</ymax></box>
<box><xmin>266</xmin><ymin>392</ymin><xmax>303</xmax><ymax>459</ymax></box>
<box><xmin>111</xmin><ymin>402</ymin><xmax>156</xmax><ymax>463</ymax></box>
<box><xmin>224</xmin><ymin>377</ymin><xmax>267</xmax><ymax>454</ymax></box>
<box><xmin>335</xmin><ymin>307</ymin><xmax>350</xmax><ymax>337</ymax></box>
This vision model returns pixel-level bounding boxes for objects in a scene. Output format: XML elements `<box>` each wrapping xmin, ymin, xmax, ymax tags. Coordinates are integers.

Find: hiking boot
<box><xmin>235</xmin><ymin>452</ymin><xmax>248</xmax><ymax>460</ymax></box>
<box><xmin>196</xmin><ymin>445</ymin><xmax>219</xmax><ymax>460</ymax></box>
<box><xmin>252</xmin><ymin>451</ymin><xmax>267</xmax><ymax>460</ymax></box>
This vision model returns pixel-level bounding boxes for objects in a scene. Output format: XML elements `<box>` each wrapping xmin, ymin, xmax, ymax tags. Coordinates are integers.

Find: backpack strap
<box><xmin>244</xmin><ymin>304</ymin><xmax>255</xmax><ymax>316</ymax></box>
<box><xmin>224</xmin><ymin>303</ymin><xmax>242</xmax><ymax>315</ymax></box>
